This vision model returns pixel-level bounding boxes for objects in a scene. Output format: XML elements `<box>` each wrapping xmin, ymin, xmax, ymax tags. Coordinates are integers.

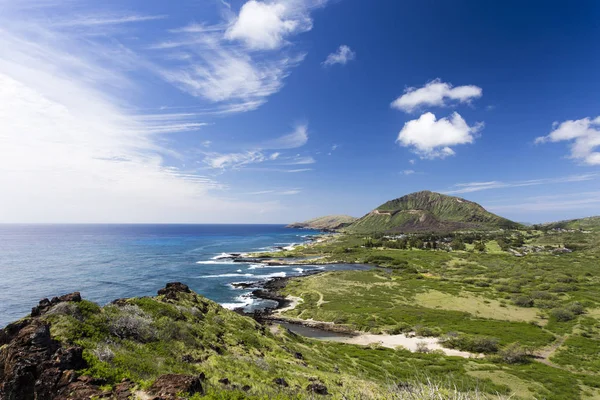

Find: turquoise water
<box><xmin>0</xmin><ymin>224</ymin><xmax>361</xmax><ymax>327</ymax></box>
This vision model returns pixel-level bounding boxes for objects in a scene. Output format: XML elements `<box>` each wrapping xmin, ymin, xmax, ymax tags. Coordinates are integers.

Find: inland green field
<box><xmin>260</xmin><ymin>225</ymin><xmax>600</xmax><ymax>399</ymax></box>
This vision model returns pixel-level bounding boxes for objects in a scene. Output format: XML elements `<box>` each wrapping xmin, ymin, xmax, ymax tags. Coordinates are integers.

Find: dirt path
<box><xmin>535</xmin><ymin>335</ymin><xmax>568</xmax><ymax>368</ymax></box>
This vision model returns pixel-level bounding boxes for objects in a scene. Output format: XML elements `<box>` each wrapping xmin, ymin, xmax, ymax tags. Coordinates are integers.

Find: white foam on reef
<box><xmin>247</xmin><ymin>264</ymin><xmax>264</xmax><ymax>270</ymax></box>
<box><xmin>201</xmin><ymin>273</ymin><xmax>254</xmax><ymax>278</ymax></box>
<box><xmin>252</xmin><ymin>272</ymin><xmax>287</xmax><ymax>279</ymax></box>
<box><xmin>212</xmin><ymin>252</ymin><xmax>235</xmax><ymax>260</ymax></box>
<box><xmin>220</xmin><ymin>293</ymin><xmax>257</xmax><ymax>310</ymax></box>
<box><xmin>196</xmin><ymin>260</ymin><xmax>238</xmax><ymax>265</ymax></box>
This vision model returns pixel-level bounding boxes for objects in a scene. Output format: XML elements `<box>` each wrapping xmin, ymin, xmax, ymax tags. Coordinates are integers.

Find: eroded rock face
<box><xmin>149</xmin><ymin>373</ymin><xmax>205</xmax><ymax>399</ymax></box>
<box><xmin>0</xmin><ymin>293</ymin><xmax>123</xmax><ymax>400</ymax></box>
<box><xmin>0</xmin><ymin>318</ymin><xmax>86</xmax><ymax>400</ymax></box>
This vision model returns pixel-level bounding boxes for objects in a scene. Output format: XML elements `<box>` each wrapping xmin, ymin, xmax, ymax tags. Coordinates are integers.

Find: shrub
<box><xmin>415</xmin><ymin>341</ymin><xmax>430</xmax><ymax>353</ymax></box>
<box><xmin>530</xmin><ymin>291</ymin><xmax>556</xmax><ymax>300</ymax></box>
<box><xmin>512</xmin><ymin>295</ymin><xmax>534</xmax><ymax>308</ymax></box>
<box><xmin>107</xmin><ymin>305</ymin><xmax>157</xmax><ymax>342</ymax></box>
<box><xmin>498</xmin><ymin>343</ymin><xmax>531</xmax><ymax>364</ymax></box>
<box><xmin>387</xmin><ymin>322</ymin><xmax>411</xmax><ymax>335</ymax></box>
<box><xmin>441</xmin><ymin>333</ymin><xmax>499</xmax><ymax>353</ymax></box>
<box><xmin>550</xmin><ymin>308</ymin><xmax>576</xmax><ymax>322</ymax></box>
<box><xmin>565</xmin><ymin>302</ymin><xmax>585</xmax><ymax>315</ymax></box>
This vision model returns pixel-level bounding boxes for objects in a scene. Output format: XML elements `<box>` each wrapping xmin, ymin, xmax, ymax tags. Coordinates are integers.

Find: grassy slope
<box><xmin>39</xmin><ymin>287</ymin><xmax>521</xmax><ymax>399</ymax></box>
<box><xmin>287</xmin><ymin>215</ymin><xmax>357</xmax><ymax>230</ymax></box>
<box><xmin>272</xmin><ymin>229</ymin><xmax>600</xmax><ymax>398</ymax></box>
<box><xmin>346</xmin><ymin>191</ymin><xmax>520</xmax><ymax>233</ymax></box>
<box><xmin>543</xmin><ymin>216</ymin><xmax>600</xmax><ymax>232</ymax></box>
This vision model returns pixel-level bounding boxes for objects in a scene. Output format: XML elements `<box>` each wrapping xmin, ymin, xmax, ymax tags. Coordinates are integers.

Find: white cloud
<box><xmin>323</xmin><ymin>45</ymin><xmax>355</xmax><ymax>66</ymax></box>
<box><xmin>284</xmin><ymin>156</ymin><xmax>316</xmax><ymax>165</ymax></box>
<box><xmin>202</xmin><ymin>125</ymin><xmax>311</xmax><ymax>170</ymax></box>
<box><xmin>488</xmin><ymin>191</ymin><xmax>600</xmax><ymax>213</ymax></box>
<box><xmin>401</xmin><ymin>170</ymin><xmax>415</xmax><ymax>175</ymax></box>
<box><xmin>535</xmin><ymin>117</ymin><xmax>600</xmax><ymax>165</ymax></box>
<box><xmin>51</xmin><ymin>14</ymin><xmax>167</xmax><ymax>28</ymax></box>
<box><xmin>150</xmin><ymin>1</ymin><xmax>328</xmax><ymax>113</ymax></box>
<box><xmin>247</xmin><ymin>188</ymin><xmax>301</xmax><ymax>195</ymax></box>
<box><xmin>263</xmin><ymin>124</ymin><xmax>308</xmax><ymax>149</ymax></box>
<box><xmin>225</xmin><ymin>0</ymin><xmax>312</xmax><ymax>50</ymax></box>
<box><xmin>391</xmin><ymin>79</ymin><xmax>483</xmax><ymax>113</ymax></box>
<box><xmin>0</xmin><ymin>5</ymin><xmax>287</xmax><ymax>223</ymax></box>
<box><xmin>396</xmin><ymin>112</ymin><xmax>482</xmax><ymax>159</ymax></box>
<box><xmin>409</xmin><ymin>159</ymin><xmax>416</xmax><ymax>165</ymax></box>
<box><xmin>444</xmin><ymin>174</ymin><xmax>598</xmax><ymax>194</ymax></box>
<box><xmin>203</xmin><ymin>151</ymin><xmax>268</xmax><ymax>169</ymax></box>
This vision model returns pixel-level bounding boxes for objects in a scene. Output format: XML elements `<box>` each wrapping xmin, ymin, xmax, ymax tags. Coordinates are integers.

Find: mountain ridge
<box><xmin>345</xmin><ymin>190</ymin><xmax>520</xmax><ymax>233</ymax></box>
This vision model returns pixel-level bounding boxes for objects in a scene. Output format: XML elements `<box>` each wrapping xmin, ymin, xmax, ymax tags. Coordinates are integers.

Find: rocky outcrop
<box><xmin>0</xmin><ymin>319</ymin><xmax>92</xmax><ymax>400</ymax></box>
<box><xmin>158</xmin><ymin>282</ymin><xmax>191</xmax><ymax>300</ymax></box>
<box><xmin>148</xmin><ymin>374</ymin><xmax>204</xmax><ymax>399</ymax></box>
<box><xmin>0</xmin><ymin>288</ymin><xmax>206</xmax><ymax>400</ymax></box>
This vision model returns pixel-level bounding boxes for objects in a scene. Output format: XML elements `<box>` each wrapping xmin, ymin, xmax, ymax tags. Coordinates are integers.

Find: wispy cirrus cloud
<box><xmin>246</xmin><ymin>188</ymin><xmax>302</xmax><ymax>195</ymax></box>
<box><xmin>151</xmin><ymin>1</ymin><xmax>328</xmax><ymax>114</ymax></box>
<box><xmin>444</xmin><ymin>174</ymin><xmax>598</xmax><ymax>194</ymax></box>
<box><xmin>202</xmin><ymin>124</ymin><xmax>314</xmax><ymax>171</ymax></box>
<box><xmin>488</xmin><ymin>191</ymin><xmax>600</xmax><ymax>213</ymax></box>
<box><xmin>50</xmin><ymin>14</ymin><xmax>167</xmax><ymax>28</ymax></box>
<box><xmin>0</xmin><ymin>1</ymin><xmax>291</xmax><ymax>223</ymax></box>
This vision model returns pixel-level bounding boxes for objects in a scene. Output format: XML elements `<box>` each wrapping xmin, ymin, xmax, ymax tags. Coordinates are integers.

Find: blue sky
<box><xmin>1</xmin><ymin>0</ymin><xmax>599</xmax><ymax>223</ymax></box>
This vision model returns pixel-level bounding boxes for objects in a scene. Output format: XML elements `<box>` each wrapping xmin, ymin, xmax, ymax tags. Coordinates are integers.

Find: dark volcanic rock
<box><xmin>273</xmin><ymin>377</ymin><xmax>289</xmax><ymax>387</ymax></box>
<box><xmin>31</xmin><ymin>292</ymin><xmax>81</xmax><ymax>317</ymax></box>
<box><xmin>158</xmin><ymin>282</ymin><xmax>191</xmax><ymax>300</ymax></box>
<box><xmin>307</xmin><ymin>382</ymin><xmax>329</xmax><ymax>395</ymax></box>
<box><xmin>0</xmin><ymin>318</ymin><xmax>86</xmax><ymax>400</ymax></box>
<box><xmin>149</xmin><ymin>374</ymin><xmax>204</xmax><ymax>399</ymax></box>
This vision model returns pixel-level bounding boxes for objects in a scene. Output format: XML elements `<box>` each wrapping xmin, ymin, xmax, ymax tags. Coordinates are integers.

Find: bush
<box><xmin>107</xmin><ymin>305</ymin><xmax>157</xmax><ymax>342</ymax></box>
<box><xmin>512</xmin><ymin>295</ymin><xmax>534</xmax><ymax>308</ymax></box>
<box><xmin>498</xmin><ymin>343</ymin><xmax>531</xmax><ymax>364</ymax></box>
<box><xmin>551</xmin><ymin>308</ymin><xmax>576</xmax><ymax>322</ymax></box>
<box><xmin>441</xmin><ymin>333</ymin><xmax>499</xmax><ymax>353</ymax></box>
<box><xmin>566</xmin><ymin>302</ymin><xmax>585</xmax><ymax>315</ymax></box>
<box><xmin>415</xmin><ymin>341</ymin><xmax>430</xmax><ymax>353</ymax></box>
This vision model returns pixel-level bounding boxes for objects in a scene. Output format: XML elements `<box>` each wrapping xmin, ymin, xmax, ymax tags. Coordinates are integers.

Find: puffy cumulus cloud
<box><xmin>323</xmin><ymin>45</ymin><xmax>355</xmax><ymax>66</ymax></box>
<box><xmin>396</xmin><ymin>112</ymin><xmax>483</xmax><ymax>159</ymax></box>
<box><xmin>225</xmin><ymin>0</ymin><xmax>313</xmax><ymax>50</ymax></box>
<box><xmin>535</xmin><ymin>117</ymin><xmax>600</xmax><ymax>165</ymax></box>
<box><xmin>391</xmin><ymin>79</ymin><xmax>482</xmax><ymax>113</ymax></box>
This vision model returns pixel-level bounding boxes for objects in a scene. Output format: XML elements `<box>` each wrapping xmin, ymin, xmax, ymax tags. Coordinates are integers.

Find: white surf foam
<box><xmin>211</xmin><ymin>252</ymin><xmax>235</xmax><ymax>260</ymax></box>
<box><xmin>196</xmin><ymin>260</ymin><xmax>238</xmax><ymax>265</ymax></box>
<box><xmin>201</xmin><ymin>273</ymin><xmax>254</xmax><ymax>278</ymax></box>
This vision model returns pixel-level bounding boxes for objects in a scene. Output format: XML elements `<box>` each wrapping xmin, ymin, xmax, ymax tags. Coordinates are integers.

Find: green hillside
<box><xmin>286</xmin><ymin>215</ymin><xmax>356</xmax><ymax>230</ymax></box>
<box><xmin>0</xmin><ymin>283</ymin><xmax>520</xmax><ymax>399</ymax></box>
<box><xmin>541</xmin><ymin>216</ymin><xmax>600</xmax><ymax>231</ymax></box>
<box><xmin>346</xmin><ymin>191</ymin><xmax>520</xmax><ymax>233</ymax></box>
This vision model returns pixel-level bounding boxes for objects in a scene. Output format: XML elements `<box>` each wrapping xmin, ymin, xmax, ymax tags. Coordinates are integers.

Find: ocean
<box><xmin>0</xmin><ymin>224</ymin><xmax>361</xmax><ymax>328</ymax></box>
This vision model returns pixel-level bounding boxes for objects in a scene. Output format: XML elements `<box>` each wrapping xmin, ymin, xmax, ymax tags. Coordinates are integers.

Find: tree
<box><xmin>451</xmin><ymin>239</ymin><xmax>466</xmax><ymax>251</ymax></box>
<box><xmin>474</xmin><ymin>242</ymin><xmax>486</xmax><ymax>252</ymax></box>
